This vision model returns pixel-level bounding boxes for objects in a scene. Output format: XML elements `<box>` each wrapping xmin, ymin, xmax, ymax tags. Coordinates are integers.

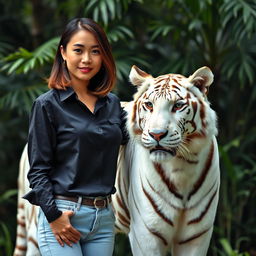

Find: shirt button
<box><xmin>98</xmin><ymin>128</ymin><xmax>103</xmax><ymax>133</ymax></box>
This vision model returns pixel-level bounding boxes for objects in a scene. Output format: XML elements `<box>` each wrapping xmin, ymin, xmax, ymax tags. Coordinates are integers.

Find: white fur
<box><xmin>14</xmin><ymin>144</ymin><xmax>40</xmax><ymax>256</ymax></box>
<box><xmin>112</xmin><ymin>66</ymin><xmax>220</xmax><ymax>256</ymax></box>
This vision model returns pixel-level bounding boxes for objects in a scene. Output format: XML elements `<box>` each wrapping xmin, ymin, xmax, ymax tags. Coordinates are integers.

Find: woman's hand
<box><xmin>49</xmin><ymin>211</ymin><xmax>81</xmax><ymax>247</ymax></box>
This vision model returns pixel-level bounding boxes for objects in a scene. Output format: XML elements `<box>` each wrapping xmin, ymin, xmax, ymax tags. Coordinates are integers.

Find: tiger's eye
<box><xmin>145</xmin><ymin>101</ymin><xmax>153</xmax><ymax>110</ymax></box>
<box><xmin>173</xmin><ymin>101</ymin><xmax>185</xmax><ymax>111</ymax></box>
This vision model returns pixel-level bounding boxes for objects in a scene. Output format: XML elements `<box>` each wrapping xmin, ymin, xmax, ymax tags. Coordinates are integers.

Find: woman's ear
<box><xmin>60</xmin><ymin>45</ymin><xmax>66</xmax><ymax>61</ymax></box>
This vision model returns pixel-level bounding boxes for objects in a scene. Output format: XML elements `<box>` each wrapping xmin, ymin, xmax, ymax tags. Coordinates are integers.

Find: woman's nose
<box><xmin>82</xmin><ymin>53</ymin><xmax>91</xmax><ymax>63</ymax></box>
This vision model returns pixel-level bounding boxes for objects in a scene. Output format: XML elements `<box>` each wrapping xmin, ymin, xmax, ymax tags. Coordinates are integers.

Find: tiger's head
<box><xmin>126</xmin><ymin>65</ymin><xmax>218</xmax><ymax>163</ymax></box>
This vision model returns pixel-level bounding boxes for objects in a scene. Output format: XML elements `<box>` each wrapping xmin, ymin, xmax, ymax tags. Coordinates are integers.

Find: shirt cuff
<box><xmin>43</xmin><ymin>206</ymin><xmax>62</xmax><ymax>223</ymax></box>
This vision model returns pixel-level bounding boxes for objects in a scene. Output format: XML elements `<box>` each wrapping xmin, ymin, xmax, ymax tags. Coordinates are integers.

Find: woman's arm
<box><xmin>24</xmin><ymin>98</ymin><xmax>62</xmax><ymax>222</ymax></box>
<box><xmin>23</xmin><ymin>98</ymin><xmax>81</xmax><ymax>246</ymax></box>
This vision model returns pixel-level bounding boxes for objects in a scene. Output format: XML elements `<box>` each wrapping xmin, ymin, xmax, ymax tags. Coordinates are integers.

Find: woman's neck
<box><xmin>71</xmin><ymin>80</ymin><xmax>89</xmax><ymax>96</ymax></box>
<box><xmin>71</xmin><ymin>82</ymin><xmax>98</xmax><ymax>113</ymax></box>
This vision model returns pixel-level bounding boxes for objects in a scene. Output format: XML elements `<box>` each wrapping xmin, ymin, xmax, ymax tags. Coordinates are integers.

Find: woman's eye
<box><xmin>145</xmin><ymin>101</ymin><xmax>153</xmax><ymax>111</ymax></box>
<box><xmin>92</xmin><ymin>49</ymin><xmax>100</xmax><ymax>55</ymax></box>
<box><xmin>74</xmin><ymin>49</ymin><xmax>82</xmax><ymax>53</ymax></box>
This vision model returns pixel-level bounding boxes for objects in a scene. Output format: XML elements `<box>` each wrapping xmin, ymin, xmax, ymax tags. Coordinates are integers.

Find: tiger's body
<box><xmin>14</xmin><ymin>144</ymin><xmax>40</xmax><ymax>256</ymax></box>
<box><xmin>112</xmin><ymin>66</ymin><xmax>220</xmax><ymax>256</ymax></box>
<box><xmin>14</xmin><ymin>66</ymin><xmax>219</xmax><ymax>256</ymax></box>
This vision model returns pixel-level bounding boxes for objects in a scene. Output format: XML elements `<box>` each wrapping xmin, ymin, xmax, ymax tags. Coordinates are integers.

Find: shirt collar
<box><xmin>59</xmin><ymin>87</ymin><xmax>76</xmax><ymax>102</ymax></box>
<box><xmin>59</xmin><ymin>86</ymin><xmax>111</xmax><ymax>103</ymax></box>
<box><xmin>98</xmin><ymin>94</ymin><xmax>110</xmax><ymax>103</ymax></box>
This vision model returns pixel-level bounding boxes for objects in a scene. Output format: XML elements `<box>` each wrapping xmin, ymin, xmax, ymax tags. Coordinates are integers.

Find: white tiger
<box><xmin>14</xmin><ymin>66</ymin><xmax>219</xmax><ymax>256</ymax></box>
<box><xmin>112</xmin><ymin>65</ymin><xmax>220</xmax><ymax>256</ymax></box>
<box><xmin>14</xmin><ymin>144</ymin><xmax>40</xmax><ymax>256</ymax></box>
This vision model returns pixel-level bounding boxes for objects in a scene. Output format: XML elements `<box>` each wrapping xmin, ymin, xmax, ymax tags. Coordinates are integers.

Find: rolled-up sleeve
<box><xmin>23</xmin><ymin>99</ymin><xmax>62</xmax><ymax>223</ymax></box>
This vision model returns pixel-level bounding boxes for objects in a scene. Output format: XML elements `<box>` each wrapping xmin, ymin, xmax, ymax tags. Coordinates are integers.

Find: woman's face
<box><xmin>61</xmin><ymin>29</ymin><xmax>103</xmax><ymax>87</ymax></box>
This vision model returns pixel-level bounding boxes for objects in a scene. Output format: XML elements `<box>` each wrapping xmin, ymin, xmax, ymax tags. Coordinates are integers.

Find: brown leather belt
<box><xmin>54</xmin><ymin>195</ymin><xmax>111</xmax><ymax>208</ymax></box>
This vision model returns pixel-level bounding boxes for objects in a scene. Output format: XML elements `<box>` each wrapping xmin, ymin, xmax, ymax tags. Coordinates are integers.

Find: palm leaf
<box><xmin>0</xmin><ymin>222</ymin><xmax>13</xmax><ymax>256</ymax></box>
<box><xmin>85</xmin><ymin>0</ymin><xmax>117</xmax><ymax>24</ymax></box>
<box><xmin>0</xmin><ymin>84</ymin><xmax>47</xmax><ymax>114</ymax></box>
<box><xmin>149</xmin><ymin>22</ymin><xmax>174</xmax><ymax>41</ymax></box>
<box><xmin>107</xmin><ymin>25</ymin><xmax>134</xmax><ymax>43</ymax></box>
<box><xmin>1</xmin><ymin>37</ymin><xmax>59</xmax><ymax>75</ymax></box>
<box><xmin>0</xmin><ymin>41</ymin><xmax>14</xmax><ymax>59</ymax></box>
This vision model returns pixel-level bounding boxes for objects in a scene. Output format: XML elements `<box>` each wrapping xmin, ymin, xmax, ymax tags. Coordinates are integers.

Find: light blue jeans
<box><xmin>37</xmin><ymin>199</ymin><xmax>115</xmax><ymax>256</ymax></box>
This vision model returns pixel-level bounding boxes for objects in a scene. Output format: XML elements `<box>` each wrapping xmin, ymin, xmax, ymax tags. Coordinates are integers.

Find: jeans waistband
<box><xmin>54</xmin><ymin>195</ymin><xmax>111</xmax><ymax>208</ymax></box>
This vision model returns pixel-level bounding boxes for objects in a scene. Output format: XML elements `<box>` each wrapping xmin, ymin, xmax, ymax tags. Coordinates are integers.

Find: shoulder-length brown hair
<box><xmin>48</xmin><ymin>18</ymin><xmax>116</xmax><ymax>96</ymax></box>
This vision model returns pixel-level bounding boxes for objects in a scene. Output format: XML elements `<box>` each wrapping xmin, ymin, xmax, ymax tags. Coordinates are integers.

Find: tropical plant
<box><xmin>218</xmin><ymin>238</ymin><xmax>250</xmax><ymax>256</ymax></box>
<box><xmin>0</xmin><ymin>38</ymin><xmax>59</xmax><ymax>113</ymax></box>
<box><xmin>0</xmin><ymin>222</ymin><xmax>13</xmax><ymax>256</ymax></box>
<box><xmin>0</xmin><ymin>189</ymin><xmax>17</xmax><ymax>256</ymax></box>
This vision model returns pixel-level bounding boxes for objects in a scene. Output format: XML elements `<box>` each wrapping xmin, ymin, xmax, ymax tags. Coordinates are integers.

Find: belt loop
<box><xmin>76</xmin><ymin>196</ymin><xmax>82</xmax><ymax>211</ymax></box>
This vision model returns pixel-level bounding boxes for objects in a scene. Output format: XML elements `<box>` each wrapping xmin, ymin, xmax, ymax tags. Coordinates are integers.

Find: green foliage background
<box><xmin>0</xmin><ymin>0</ymin><xmax>255</xmax><ymax>255</ymax></box>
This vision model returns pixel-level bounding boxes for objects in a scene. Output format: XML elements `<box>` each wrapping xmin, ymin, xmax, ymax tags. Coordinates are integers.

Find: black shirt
<box><xmin>23</xmin><ymin>87</ymin><xmax>127</xmax><ymax>222</ymax></box>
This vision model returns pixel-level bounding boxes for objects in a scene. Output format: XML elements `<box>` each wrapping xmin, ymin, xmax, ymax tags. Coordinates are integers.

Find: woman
<box><xmin>23</xmin><ymin>17</ymin><xmax>127</xmax><ymax>256</ymax></box>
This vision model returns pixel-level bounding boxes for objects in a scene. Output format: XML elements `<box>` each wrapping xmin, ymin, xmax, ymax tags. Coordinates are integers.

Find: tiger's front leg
<box><xmin>128</xmin><ymin>218</ymin><xmax>167</xmax><ymax>256</ymax></box>
<box><xmin>171</xmin><ymin>227</ymin><xmax>213</xmax><ymax>256</ymax></box>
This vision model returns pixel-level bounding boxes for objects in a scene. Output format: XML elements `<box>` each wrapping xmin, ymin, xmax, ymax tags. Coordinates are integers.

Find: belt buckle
<box><xmin>93</xmin><ymin>196</ymin><xmax>106</xmax><ymax>208</ymax></box>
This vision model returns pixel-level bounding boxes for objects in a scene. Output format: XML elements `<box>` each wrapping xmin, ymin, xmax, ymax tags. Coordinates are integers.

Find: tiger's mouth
<box><xmin>150</xmin><ymin>146</ymin><xmax>177</xmax><ymax>156</ymax></box>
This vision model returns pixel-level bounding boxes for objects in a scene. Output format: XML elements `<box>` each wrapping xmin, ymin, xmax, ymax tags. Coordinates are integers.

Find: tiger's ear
<box><xmin>129</xmin><ymin>65</ymin><xmax>152</xmax><ymax>86</ymax></box>
<box><xmin>188</xmin><ymin>66</ymin><xmax>214</xmax><ymax>95</ymax></box>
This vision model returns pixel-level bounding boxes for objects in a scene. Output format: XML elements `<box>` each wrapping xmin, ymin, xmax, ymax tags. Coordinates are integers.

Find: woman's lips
<box><xmin>79</xmin><ymin>67</ymin><xmax>92</xmax><ymax>73</ymax></box>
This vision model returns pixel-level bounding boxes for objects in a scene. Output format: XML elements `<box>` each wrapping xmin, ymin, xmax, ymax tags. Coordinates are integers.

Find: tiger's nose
<box><xmin>148</xmin><ymin>129</ymin><xmax>168</xmax><ymax>141</ymax></box>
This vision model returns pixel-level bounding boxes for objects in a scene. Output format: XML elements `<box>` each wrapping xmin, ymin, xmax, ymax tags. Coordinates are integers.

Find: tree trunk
<box><xmin>29</xmin><ymin>0</ymin><xmax>45</xmax><ymax>47</ymax></box>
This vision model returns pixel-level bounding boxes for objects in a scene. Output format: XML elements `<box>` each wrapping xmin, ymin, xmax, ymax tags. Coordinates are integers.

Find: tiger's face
<box><xmin>126</xmin><ymin>66</ymin><xmax>217</xmax><ymax>163</ymax></box>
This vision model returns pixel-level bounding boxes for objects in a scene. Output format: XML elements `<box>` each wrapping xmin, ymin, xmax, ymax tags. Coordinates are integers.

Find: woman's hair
<box><xmin>48</xmin><ymin>18</ymin><xmax>116</xmax><ymax>96</ymax></box>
